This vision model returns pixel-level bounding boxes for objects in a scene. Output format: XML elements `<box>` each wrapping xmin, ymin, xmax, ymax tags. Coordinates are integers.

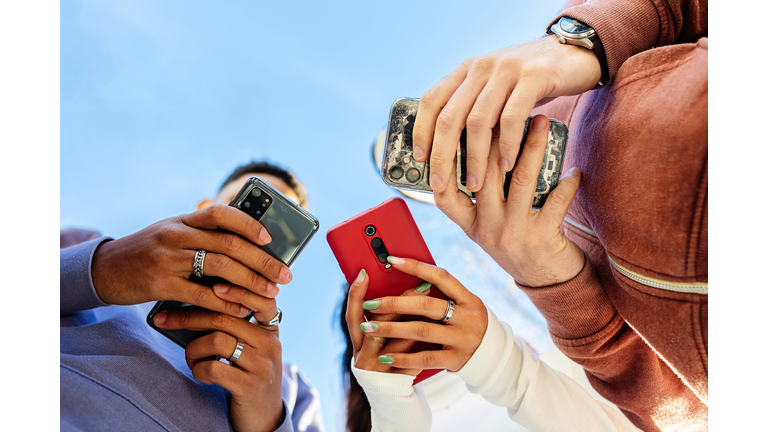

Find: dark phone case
<box><xmin>326</xmin><ymin>197</ymin><xmax>448</xmax><ymax>385</ymax></box>
<box><xmin>146</xmin><ymin>177</ymin><xmax>319</xmax><ymax>348</ymax></box>
<box><xmin>381</xmin><ymin>97</ymin><xmax>569</xmax><ymax>207</ymax></box>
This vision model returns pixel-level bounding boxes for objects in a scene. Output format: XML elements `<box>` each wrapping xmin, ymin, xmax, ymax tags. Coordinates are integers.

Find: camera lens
<box><xmin>371</xmin><ymin>238</ymin><xmax>382</xmax><ymax>248</ymax></box>
<box><xmin>406</xmin><ymin>168</ymin><xmax>421</xmax><ymax>182</ymax></box>
<box><xmin>378</xmin><ymin>253</ymin><xmax>389</xmax><ymax>263</ymax></box>
<box><xmin>244</xmin><ymin>201</ymin><xmax>251</xmax><ymax>208</ymax></box>
<box><xmin>364</xmin><ymin>225</ymin><xmax>376</xmax><ymax>236</ymax></box>
<box><xmin>389</xmin><ymin>166</ymin><xmax>404</xmax><ymax>180</ymax></box>
<box><xmin>252</xmin><ymin>189</ymin><xmax>262</xmax><ymax>197</ymax></box>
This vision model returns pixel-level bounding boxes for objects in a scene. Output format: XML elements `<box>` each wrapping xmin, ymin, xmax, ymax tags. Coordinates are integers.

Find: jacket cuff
<box><xmin>60</xmin><ymin>236</ymin><xmax>113</xmax><ymax>315</ymax></box>
<box><xmin>517</xmin><ymin>256</ymin><xmax>617</xmax><ymax>340</ymax></box>
<box><xmin>548</xmin><ymin>0</ymin><xmax>661</xmax><ymax>85</ymax></box>
<box><xmin>272</xmin><ymin>399</ymin><xmax>294</xmax><ymax>432</ymax></box>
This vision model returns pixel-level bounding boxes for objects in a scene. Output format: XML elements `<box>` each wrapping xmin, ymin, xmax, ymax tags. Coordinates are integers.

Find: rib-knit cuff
<box><xmin>455</xmin><ymin>307</ymin><xmax>513</xmax><ymax>393</ymax></box>
<box><xmin>60</xmin><ymin>236</ymin><xmax>113</xmax><ymax>315</ymax></box>
<box><xmin>548</xmin><ymin>0</ymin><xmax>662</xmax><ymax>85</ymax></box>
<box><xmin>517</xmin><ymin>257</ymin><xmax>617</xmax><ymax>340</ymax></box>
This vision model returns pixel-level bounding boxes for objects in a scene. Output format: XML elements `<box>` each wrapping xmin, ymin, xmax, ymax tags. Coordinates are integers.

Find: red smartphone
<box><xmin>327</xmin><ymin>197</ymin><xmax>447</xmax><ymax>384</ymax></box>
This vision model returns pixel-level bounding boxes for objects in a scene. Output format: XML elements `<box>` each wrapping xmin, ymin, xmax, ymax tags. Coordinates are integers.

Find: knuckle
<box><xmin>257</xmin><ymin>252</ymin><xmax>279</xmax><ymax>277</ymax></box>
<box><xmin>202</xmin><ymin>360</ymin><xmax>222</xmax><ymax>380</ymax></box>
<box><xmin>211</xmin><ymin>312</ymin><xmax>230</xmax><ymax>329</ymax></box>
<box><xmin>547</xmin><ymin>188</ymin><xmax>569</xmax><ymax>206</ymax></box>
<box><xmin>471</xmin><ymin>56</ymin><xmax>496</xmax><ymax>72</ymax></box>
<box><xmin>465</xmin><ymin>112</ymin><xmax>487</xmax><ymax>132</ymax></box>
<box><xmin>192</xmin><ymin>286</ymin><xmax>212</xmax><ymax>306</ymax></box>
<box><xmin>511</xmin><ymin>168</ymin><xmax>534</xmax><ymax>188</ymax></box>
<box><xmin>416</xmin><ymin>322</ymin><xmax>432</xmax><ymax>339</ymax></box>
<box><xmin>156</xmin><ymin>225</ymin><xmax>182</xmax><ymax>245</ymax></box>
<box><xmin>220</xmin><ymin>233</ymin><xmax>245</xmax><ymax>254</ymax></box>
<box><xmin>435</xmin><ymin>107</ymin><xmax>457</xmax><ymax>131</ymax></box>
<box><xmin>248</xmin><ymin>270</ymin><xmax>265</xmax><ymax>291</ymax></box>
<box><xmin>420</xmin><ymin>87</ymin><xmax>439</xmax><ymax>106</ymax></box>
<box><xmin>208</xmin><ymin>253</ymin><xmax>229</xmax><ymax>273</ymax></box>
<box><xmin>211</xmin><ymin>332</ymin><xmax>232</xmax><ymax>352</ymax></box>
<box><xmin>420</xmin><ymin>351</ymin><xmax>438</xmax><ymax>368</ymax></box>
<box><xmin>428</xmin><ymin>151</ymin><xmax>450</xmax><ymax>168</ymax></box>
<box><xmin>384</xmin><ymin>296</ymin><xmax>399</xmax><ymax>310</ymax></box>
<box><xmin>433</xmin><ymin>266</ymin><xmax>451</xmax><ymax>284</ymax></box>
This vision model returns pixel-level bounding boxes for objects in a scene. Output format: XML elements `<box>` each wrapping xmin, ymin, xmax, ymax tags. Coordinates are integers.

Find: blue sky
<box><xmin>59</xmin><ymin>1</ymin><xmax>572</xmax><ymax>430</ymax></box>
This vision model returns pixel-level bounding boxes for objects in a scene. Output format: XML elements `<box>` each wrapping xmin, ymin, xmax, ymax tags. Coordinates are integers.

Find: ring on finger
<box><xmin>229</xmin><ymin>339</ymin><xmax>245</xmax><ymax>363</ymax></box>
<box><xmin>441</xmin><ymin>300</ymin><xmax>456</xmax><ymax>325</ymax></box>
<box><xmin>363</xmin><ymin>315</ymin><xmax>387</xmax><ymax>344</ymax></box>
<box><xmin>256</xmin><ymin>308</ymin><xmax>282</xmax><ymax>327</ymax></box>
<box><xmin>193</xmin><ymin>249</ymin><xmax>207</xmax><ymax>277</ymax></box>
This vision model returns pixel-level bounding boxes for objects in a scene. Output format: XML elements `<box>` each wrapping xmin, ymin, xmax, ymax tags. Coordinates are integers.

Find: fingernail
<box><xmin>354</xmin><ymin>269</ymin><xmax>366</xmax><ymax>285</ymax></box>
<box><xmin>360</xmin><ymin>322</ymin><xmax>379</xmax><ymax>332</ymax></box>
<box><xmin>415</xmin><ymin>282</ymin><xmax>432</xmax><ymax>294</ymax></box>
<box><xmin>260</xmin><ymin>229</ymin><xmax>272</xmax><ymax>244</ymax></box>
<box><xmin>267</xmin><ymin>282</ymin><xmax>280</xmax><ymax>296</ymax></box>
<box><xmin>413</xmin><ymin>146</ymin><xmax>425</xmax><ymax>161</ymax></box>
<box><xmin>213</xmin><ymin>283</ymin><xmax>230</xmax><ymax>294</ymax></box>
<box><xmin>466</xmin><ymin>174</ymin><xmax>477</xmax><ymax>190</ymax></box>
<box><xmin>499</xmin><ymin>159</ymin><xmax>511</xmax><ymax>172</ymax></box>
<box><xmin>532</xmin><ymin>116</ymin><xmax>547</xmax><ymax>131</ymax></box>
<box><xmin>430</xmin><ymin>174</ymin><xmax>443</xmax><ymax>190</ymax></box>
<box><xmin>153</xmin><ymin>312</ymin><xmax>167</xmax><ymax>326</ymax></box>
<box><xmin>279</xmin><ymin>268</ymin><xmax>292</xmax><ymax>284</ymax></box>
<box><xmin>240</xmin><ymin>306</ymin><xmax>251</xmax><ymax>316</ymax></box>
<box><xmin>362</xmin><ymin>299</ymin><xmax>381</xmax><ymax>310</ymax></box>
<box><xmin>561</xmin><ymin>167</ymin><xmax>579</xmax><ymax>179</ymax></box>
<box><xmin>378</xmin><ymin>355</ymin><xmax>394</xmax><ymax>365</ymax></box>
<box><xmin>386</xmin><ymin>256</ymin><xmax>405</xmax><ymax>265</ymax></box>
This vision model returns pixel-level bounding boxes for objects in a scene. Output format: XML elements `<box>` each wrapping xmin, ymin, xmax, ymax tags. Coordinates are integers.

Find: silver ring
<box><xmin>193</xmin><ymin>249</ymin><xmax>206</xmax><ymax>278</ymax></box>
<box><xmin>441</xmin><ymin>300</ymin><xmax>455</xmax><ymax>324</ymax></box>
<box><xmin>229</xmin><ymin>339</ymin><xmax>245</xmax><ymax>363</ymax></box>
<box><xmin>257</xmin><ymin>308</ymin><xmax>282</xmax><ymax>327</ymax></box>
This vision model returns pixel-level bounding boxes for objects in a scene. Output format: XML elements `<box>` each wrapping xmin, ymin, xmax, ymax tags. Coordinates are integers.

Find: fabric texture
<box><xmin>352</xmin><ymin>307</ymin><xmax>639</xmax><ymax>432</ymax></box>
<box><xmin>522</xmin><ymin>30</ymin><xmax>708</xmax><ymax>432</ymax></box>
<box><xmin>60</xmin><ymin>231</ymin><xmax>325</xmax><ymax>432</ymax></box>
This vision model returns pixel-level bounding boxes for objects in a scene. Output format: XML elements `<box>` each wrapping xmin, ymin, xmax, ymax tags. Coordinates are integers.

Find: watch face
<box><xmin>560</xmin><ymin>17</ymin><xmax>594</xmax><ymax>37</ymax></box>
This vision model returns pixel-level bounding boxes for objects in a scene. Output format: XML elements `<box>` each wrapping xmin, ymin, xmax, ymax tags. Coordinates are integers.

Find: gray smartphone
<box><xmin>381</xmin><ymin>97</ymin><xmax>569</xmax><ymax>207</ymax></box>
<box><xmin>146</xmin><ymin>176</ymin><xmax>319</xmax><ymax>348</ymax></box>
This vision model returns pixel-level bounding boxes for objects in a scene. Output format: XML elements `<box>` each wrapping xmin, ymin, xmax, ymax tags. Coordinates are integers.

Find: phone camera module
<box><xmin>406</xmin><ymin>168</ymin><xmax>421</xmax><ymax>183</ymax></box>
<box><xmin>370</xmin><ymin>237</ymin><xmax>390</xmax><ymax>264</ymax></box>
<box><xmin>252</xmin><ymin>188</ymin><xmax>262</xmax><ymax>197</ymax></box>
<box><xmin>389</xmin><ymin>166</ymin><xmax>404</xmax><ymax>180</ymax></box>
<box><xmin>364</xmin><ymin>225</ymin><xmax>376</xmax><ymax>236</ymax></box>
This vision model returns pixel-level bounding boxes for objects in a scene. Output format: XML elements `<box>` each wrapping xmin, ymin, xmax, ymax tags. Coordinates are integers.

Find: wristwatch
<box><xmin>548</xmin><ymin>16</ymin><xmax>609</xmax><ymax>86</ymax></box>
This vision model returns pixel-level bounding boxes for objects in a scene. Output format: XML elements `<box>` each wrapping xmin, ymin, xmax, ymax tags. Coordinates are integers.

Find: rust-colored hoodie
<box><xmin>518</xmin><ymin>1</ymin><xmax>708</xmax><ymax>431</ymax></box>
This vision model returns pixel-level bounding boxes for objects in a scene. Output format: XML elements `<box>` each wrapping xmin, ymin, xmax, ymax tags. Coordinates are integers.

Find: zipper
<box><xmin>563</xmin><ymin>216</ymin><xmax>708</xmax><ymax>295</ymax></box>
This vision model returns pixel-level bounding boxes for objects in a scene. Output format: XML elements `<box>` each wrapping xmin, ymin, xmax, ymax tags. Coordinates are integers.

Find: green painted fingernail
<box><xmin>415</xmin><ymin>282</ymin><xmax>432</xmax><ymax>294</ymax></box>
<box><xmin>360</xmin><ymin>322</ymin><xmax>378</xmax><ymax>332</ymax></box>
<box><xmin>378</xmin><ymin>355</ymin><xmax>394</xmax><ymax>365</ymax></box>
<box><xmin>362</xmin><ymin>300</ymin><xmax>381</xmax><ymax>310</ymax></box>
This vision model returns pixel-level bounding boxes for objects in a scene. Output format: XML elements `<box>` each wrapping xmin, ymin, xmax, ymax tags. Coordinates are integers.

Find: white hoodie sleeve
<box><xmin>455</xmin><ymin>306</ymin><xmax>640</xmax><ymax>431</ymax></box>
<box><xmin>350</xmin><ymin>363</ymin><xmax>432</xmax><ymax>432</ymax></box>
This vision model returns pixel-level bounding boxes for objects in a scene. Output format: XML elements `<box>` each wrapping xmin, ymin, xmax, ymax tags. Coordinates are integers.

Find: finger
<box><xmin>498</xmin><ymin>79</ymin><xmax>546</xmax><ymax>172</ymax></box>
<box><xmin>212</xmin><ymin>282</ymin><xmax>278</xmax><ymax>323</ymax></box>
<box><xmin>473</xmin><ymin>123</ymin><xmax>506</xmax><ymax>221</ymax></box>
<box><xmin>378</xmin><ymin>349</ymin><xmax>458</xmax><ymax>372</ymax></box>
<box><xmin>180</xmin><ymin>204</ymin><xmax>273</xmax><ymax>248</ymax></box>
<box><xmin>345</xmin><ymin>269</ymin><xmax>368</xmax><ymax>353</ymax></box>
<box><xmin>153</xmin><ymin>308</ymin><xmax>276</xmax><ymax>348</ymax></box>
<box><xmin>185</xmin><ymin>331</ymin><xmax>244</xmax><ymax>368</ymax></box>
<box><xmin>538</xmin><ymin>167</ymin><xmax>581</xmax><ymax>230</ymax></box>
<box><xmin>155</xmin><ymin>278</ymin><xmax>251</xmax><ymax>318</ymax></box>
<box><xmin>464</xmin><ymin>74</ymin><xmax>516</xmax><ymax>192</ymax></box>
<box><xmin>377</xmin><ymin>338</ymin><xmax>422</xmax><ymax>377</ymax></box>
<box><xmin>362</xmin><ymin>320</ymin><xmax>451</xmax><ymax>346</ymax></box>
<box><xmin>368</xmin><ymin>281</ymin><xmax>432</xmax><ymax>322</ymax></box>
<box><xmin>197</xmin><ymin>229</ymin><xmax>291</xmax><ymax>285</ymax></box>
<box><xmin>505</xmin><ymin>114</ymin><xmax>550</xmax><ymax>217</ymax></box>
<box><xmin>365</xmin><ymin>295</ymin><xmax>453</xmax><ymax>322</ymax></box>
<box><xmin>385</xmin><ymin>256</ymin><xmax>474</xmax><ymax>305</ymax></box>
<box><xmin>433</xmin><ymin>151</ymin><xmax>477</xmax><ymax>235</ymax></box>
<box><xmin>412</xmin><ymin>61</ymin><xmax>471</xmax><ymax>162</ymax></box>
<box><xmin>429</xmin><ymin>66</ymin><xmax>495</xmax><ymax>194</ymax></box>
<box><xmin>189</xmin><ymin>250</ymin><xmax>281</xmax><ymax>299</ymax></box>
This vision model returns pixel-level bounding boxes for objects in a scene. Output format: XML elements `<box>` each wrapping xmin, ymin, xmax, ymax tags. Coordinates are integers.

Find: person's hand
<box><xmin>92</xmin><ymin>204</ymin><xmax>292</xmax><ymax>318</ymax></box>
<box><xmin>345</xmin><ymin>269</ymin><xmax>433</xmax><ymax>376</ymax></box>
<box><xmin>152</xmin><ymin>305</ymin><xmax>284</xmax><ymax>432</ymax></box>
<box><xmin>434</xmin><ymin>114</ymin><xmax>585</xmax><ymax>287</ymax></box>
<box><xmin>355</xmin><ymin>257</ymin><xmax>488</xmax><ymax>372</ymax></box>
<box><xmin>412</xmin><ymin>35</ymin><xmax>600</xmax><ymax>193</ymax></box>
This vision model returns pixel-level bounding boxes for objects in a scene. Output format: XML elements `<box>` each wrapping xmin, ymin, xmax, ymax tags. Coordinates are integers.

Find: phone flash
<box><xmin>385</xmin><ymin>263</ymin><xmax>392</xmax><ymax>269</ymax></box>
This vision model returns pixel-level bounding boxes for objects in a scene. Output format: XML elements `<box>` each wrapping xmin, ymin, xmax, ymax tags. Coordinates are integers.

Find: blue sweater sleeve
<box><xmin>60</xmin><ymin>236</ymin><xmax>112</xmax><ymax>315</ymax></box>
